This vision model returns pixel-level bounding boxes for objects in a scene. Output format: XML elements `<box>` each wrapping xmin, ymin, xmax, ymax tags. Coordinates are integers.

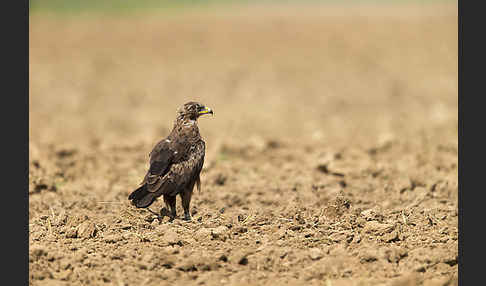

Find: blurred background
<box><xmin>29</xmin><ymin>0</ymin><xmax>457</xmax><ymax>152</ymax></box>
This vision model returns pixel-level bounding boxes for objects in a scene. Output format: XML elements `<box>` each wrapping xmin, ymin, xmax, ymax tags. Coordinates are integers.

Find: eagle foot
<box><xmin>183</xmin><ymin>213</ymin><xmax>192</xmax><ymax>221</ymax></box>
<box><xmin>159</xmin><ymin>207</ymin><xmax>178</xmax><ymax>223</ymax></box>
<box><xmin>146</xmin><ymin>208</ymin><xmax>165</xmax><ymax>223</ymax></box>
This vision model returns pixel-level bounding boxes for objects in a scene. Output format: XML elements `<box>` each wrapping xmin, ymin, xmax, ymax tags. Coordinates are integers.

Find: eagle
<box><xmin>128</xmin><ymin>102</ymin><xmax>213</xmax><ymax>221</ymax></box>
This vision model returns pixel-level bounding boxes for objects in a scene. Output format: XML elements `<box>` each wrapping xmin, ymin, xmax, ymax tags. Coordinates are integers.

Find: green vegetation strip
<box><xmin>30</xmin><ymin>0</ymin><xmax>456</xmax><ymax>16</ymax></box>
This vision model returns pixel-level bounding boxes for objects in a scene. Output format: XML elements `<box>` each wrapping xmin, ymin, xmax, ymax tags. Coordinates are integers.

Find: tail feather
<box><xmin>128</xmin><ymin>184</ymin><xmax>156</xmax><ymax>208</ymax></box>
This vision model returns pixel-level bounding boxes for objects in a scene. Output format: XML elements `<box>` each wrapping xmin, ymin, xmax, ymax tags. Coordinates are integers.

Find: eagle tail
<box><xmin>128</xmin><ymin>184</ymin><xmax>156</xmax><ymax>208</ymax></box>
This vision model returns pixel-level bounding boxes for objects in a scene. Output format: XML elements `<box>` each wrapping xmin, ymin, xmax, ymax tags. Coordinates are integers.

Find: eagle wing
<box><xmin>142</xmin><ymin>139</ymin><xmax>174</xmax><ymax>193</ymax></box>
<box><xmin>141</xmin><ymin>137</ymin><xmax>205</xmax><ymax>197</ymax></box>
<box><xmin>161</xmin><ymin>140</ymin><xmax>205</xmax><ymax>196</ymax></box>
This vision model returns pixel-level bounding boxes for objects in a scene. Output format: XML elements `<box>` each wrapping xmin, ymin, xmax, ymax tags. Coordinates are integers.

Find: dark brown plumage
<box><xmin>128</xmin><ymin>102</ymin><xmax>213</xmax><ymax>221</ymax></box>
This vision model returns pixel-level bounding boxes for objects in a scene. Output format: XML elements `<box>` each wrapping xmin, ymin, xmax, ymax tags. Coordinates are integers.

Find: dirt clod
<box><xmin>65</xmin><ymin>228</ymin><xmax>77</xmax><ymax>238</ymax></box>
<box><xmin>362</xmin><ymin>221</ymin><xmax>395</xmax><ymax>236</ymax></box>
<box><xmin>76</xmin><ymin>221</ymin><xmax>97</xmax><ymax>238</ymax></box>
<box><xmin>103</xmin><ymin>234</ymin><xmax>122</xmax><ymax>243</ymax></box>
<box><xmin>211</xmin><ymin>226</ymin><xmax>229</xmax><ymax>241</ymax></box>
<box><xmin>309</xmin><ymin>248</ymin><xmax>324</xmax><ymax>260</ymax></box>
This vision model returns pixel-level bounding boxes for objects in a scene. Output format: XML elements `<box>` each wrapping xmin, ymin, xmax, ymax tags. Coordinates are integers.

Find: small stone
<box><xmin>177</xmin><ymin>263</ymin><xmax>198</xmax><ymax>272</ymax></box>
<box><xmin>59</xmin><ymin>259</ymin><xmax>72</xmax><ymax>270</ymax></box>
<box><xmin>359</xmin><ymin>251</ymin><xmax>378</xmax><ymax>263</ymax></box>
<box><xmin>65</xmin><ymin>228</ymin><xmax>77</xmax><ymax>238</ymax></box>
<box><xmin>103</xmin><ymin>234</ymin><xmax>122</xmax><ymax>243</ymax></box>
<box><xmin>229</xmin><ymin>250</ymin><xmax>251</xmax><ymax>266</ymax></box>
<box><xmin>163</xmin><ymin>229</ymin><xmax>180</xmax><ymax>245</ymax></box>
<box><xmin>239</xmin><ymin>257</ymin><xmax>249</xmax><ymax>265</ymax></box>
<box><xmin>363</xmin><ymin>221</ymin><xmax>394</xmax><ymax>236</ymax></box>
<box><xmin>194</xmin><ymin>228</ymin><xmax>212</xmax><ymax>241</ymax></box>
<box><xmin>414</xmin><ymin>265</ymin><xmax>427</xmax><ymax>272</ymax></box>
<box><xmin>137</xmin><ymin>262</ymin><xmax>149</xmax><ymax>270</ymax></box>
<box><xmin>383</xmin><ymin>230</ymin><xmax>400</xmax><ymax>242</ymax></box>
<box><xmin>76</xmin><ymin>221</ymin><xmax>97</xmax><ymax>238</ymax></box>
<box><xmin>309</xmin><ymin>248</ymin><xmax>323</xmax><ymax>260</ymax></box>
<box><xmin>211</xmin><ymin>226</ymin><xmax>229</xmax><ymax>241</ymax></box>
<box><xmin>361</xmin><ymin>209</ymin><xmax>384</xmax><ymax>221</ymax></box>
<box><xmin>119</xmin><ymin>224</ymin><xmax>132</xmax><ymax>230</ymax></box>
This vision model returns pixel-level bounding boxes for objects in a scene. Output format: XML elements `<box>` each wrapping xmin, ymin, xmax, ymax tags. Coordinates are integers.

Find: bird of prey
<box><xmin>128</xmin><ymin>102</ymin><xmax>213</xmax><ymax>221</ymax></box>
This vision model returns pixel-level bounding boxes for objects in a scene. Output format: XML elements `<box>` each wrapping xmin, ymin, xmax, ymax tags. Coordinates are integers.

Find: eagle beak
<box><xmin>198</xmin><ymin>106</ymin><xmax>214</xmax><ymax>116</ymax></box>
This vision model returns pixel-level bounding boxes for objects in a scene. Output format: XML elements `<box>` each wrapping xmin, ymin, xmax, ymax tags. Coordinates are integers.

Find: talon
<box><xmin>160</xmin><ymin>207</ymin><xmax>171</xmax><ymax>217</ymax></box>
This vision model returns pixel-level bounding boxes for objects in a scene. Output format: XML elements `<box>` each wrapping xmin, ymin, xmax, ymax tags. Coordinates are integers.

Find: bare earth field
<box><xmin>29</xmin><ymin>3</ymin><xmax>458</xmax><ymax>285</ymax></box>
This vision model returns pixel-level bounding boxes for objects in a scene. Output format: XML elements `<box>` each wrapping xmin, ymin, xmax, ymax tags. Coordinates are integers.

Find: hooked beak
<box><xmin>198</xmin><ymin>106</ymin><xmax>214</xmax><ymax>116</ymax></box>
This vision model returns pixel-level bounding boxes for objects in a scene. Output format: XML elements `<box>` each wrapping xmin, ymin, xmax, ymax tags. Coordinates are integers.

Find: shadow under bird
<box><xmin>128</xmin><ymin>102</ymin><xmax>213</xmax><ymax>221</ymax></box>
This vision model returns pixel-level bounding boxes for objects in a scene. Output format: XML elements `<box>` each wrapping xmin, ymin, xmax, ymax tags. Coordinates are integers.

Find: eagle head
<box><xmin>177</xmin><ymin>102</ymin><xmax>213</xmax><ymax>120</ymax></box>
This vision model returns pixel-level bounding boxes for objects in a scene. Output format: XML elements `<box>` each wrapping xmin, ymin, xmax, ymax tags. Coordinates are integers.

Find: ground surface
<box><xmin>29</xmin><ymin>3</ymin><xmax>458</xmax><ymax>285</ymax></box>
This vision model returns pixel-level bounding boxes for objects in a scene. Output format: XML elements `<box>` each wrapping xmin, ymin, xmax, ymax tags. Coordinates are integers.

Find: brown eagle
<box><xmin>128</xmin><ymin>102</ymin><xmax>213</xmax><ymax>221</ymax></box>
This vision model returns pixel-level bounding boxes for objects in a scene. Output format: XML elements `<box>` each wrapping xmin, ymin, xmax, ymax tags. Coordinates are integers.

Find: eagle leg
<box><xmin>163</xmin><ymin>195</ymin><xmax>177</xmax><ymax>221</ymax></box>
<box><xmin>180</xmin><ymin>189</ymin><xmax>193</xmax><ymax>221</ymax></box>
